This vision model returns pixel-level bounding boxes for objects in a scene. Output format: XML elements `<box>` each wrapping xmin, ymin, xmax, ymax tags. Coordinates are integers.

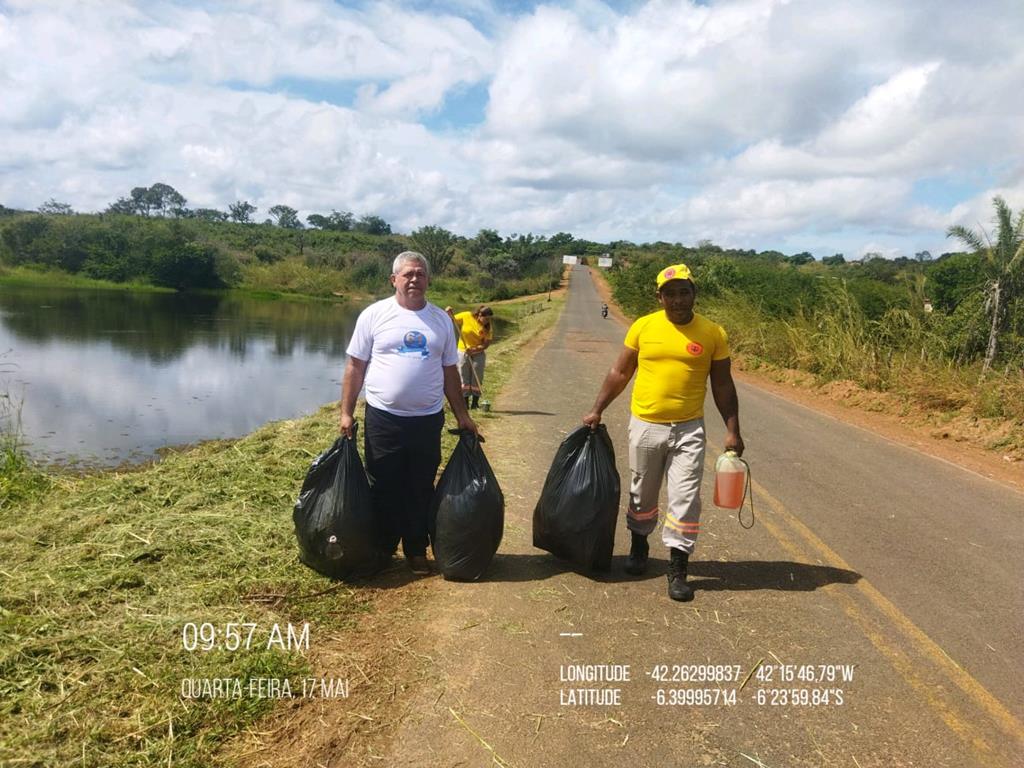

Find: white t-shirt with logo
<box><xmin>346</xmin><ymin>297</ymin><xmax>459</xmax><ymax>416</ymax></box>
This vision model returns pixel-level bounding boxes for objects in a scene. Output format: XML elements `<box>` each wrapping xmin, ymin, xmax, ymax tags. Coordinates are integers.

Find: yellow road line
<box><xmin>748</xmin><ymin>476</ymin><xmax>1024</xmax><ymax>755</ymax></box>
<box><xmin>753</xmin><ymin>496</ymin><xmax>993</xmax><ymax>757</ymax></box>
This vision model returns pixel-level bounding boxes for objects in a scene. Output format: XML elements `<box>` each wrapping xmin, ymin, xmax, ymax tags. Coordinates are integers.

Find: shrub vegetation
<box><xmin>605</xmin><ymin>227</ymin><xmax>1024</xmax><ymax>435</ymax></box>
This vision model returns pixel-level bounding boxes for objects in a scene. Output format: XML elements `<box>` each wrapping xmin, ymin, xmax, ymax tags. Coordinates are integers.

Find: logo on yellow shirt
<box><xmin>686</xmin><ymin>341</ymin><xmax>704</xmax><ymax>355</ymax></box>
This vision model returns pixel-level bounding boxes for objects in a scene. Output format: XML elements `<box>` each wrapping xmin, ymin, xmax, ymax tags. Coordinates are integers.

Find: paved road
<box><xmin>714</xmin><ymin>376</ymin><xmax>1024</xmax><ymax>720</ymax></box>
<box><xmin>379</xmin><ymin>265</ymin><xmax>1024</xmax><ymax>768</ymax></box>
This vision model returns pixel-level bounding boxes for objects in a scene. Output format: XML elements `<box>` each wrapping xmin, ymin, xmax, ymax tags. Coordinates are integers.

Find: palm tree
<box><xmin>946</xmin><ymin>196</ymin><xmax>1024</xmax><ymax>375</ymax></box>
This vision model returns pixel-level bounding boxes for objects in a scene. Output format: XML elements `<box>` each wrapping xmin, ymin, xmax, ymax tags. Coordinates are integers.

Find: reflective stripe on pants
<box><xmin>626</xmin><ymin>415</ymin><xmax>706</xmax><ymax>554</ymax></box>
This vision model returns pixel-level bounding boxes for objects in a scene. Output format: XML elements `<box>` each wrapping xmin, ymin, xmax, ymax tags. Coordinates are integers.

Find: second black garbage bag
<box><xmin>533</xmin><ymin>424</ymin><xmax>621</xmax><ymax>571</ymax></box>
<box><xmin>293</xmin><ymin>424</ymin><xmax>378</xmax><ymax>579</ymax></box>
<box><xmin>430</xmin><ymin>431</ymin><xmax>504</xmax><ymax>581</ymax></box>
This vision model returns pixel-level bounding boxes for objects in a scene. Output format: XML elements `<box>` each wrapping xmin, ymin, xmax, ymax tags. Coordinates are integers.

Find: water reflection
<box><xmin>0</xmin><ymin>285</ymin><xmax>361</xmax><ymax>466</ymax></box>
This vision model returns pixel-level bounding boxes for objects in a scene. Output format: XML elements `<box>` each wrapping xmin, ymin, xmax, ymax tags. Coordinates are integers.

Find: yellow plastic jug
<box><xmin>713</xmin><ymin>451</ymin><xmax>748</xmax><ymax>510</ymax></box>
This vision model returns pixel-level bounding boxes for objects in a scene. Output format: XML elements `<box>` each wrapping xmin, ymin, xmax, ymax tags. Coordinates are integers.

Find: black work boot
<box><xmin>667</xmin><ymin>548</ymin><xmax>694</xmax><ymax>602</ymax></box>
<box><xmin>624</xmin><ymin>532</ymin><xmax>649</xmax><ymax>575</ymax></box>
<box><xmin>464</xmin><ymin>395</ymin><xmax>471</xmax><ymax>410</ymax></box>
<box><xmin>471</xmin><ymin>395</ymin><xmax>480</xmax><ymax>409</ymax></box>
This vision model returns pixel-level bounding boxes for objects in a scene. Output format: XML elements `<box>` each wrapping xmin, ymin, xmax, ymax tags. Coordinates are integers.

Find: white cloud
<box><xmin>856</xmin><ymin>242</ymin><xmax>903</xmax><ymax>260</ymax></box>
<box><xmin>652</xmin><ymin>177</ymin><xmax>911</xmax><ymax>238</ymax></box>
<box><xmin>946</xmin><ymin>180</ymin><xmax>1024</xmax><ymax>236</ymax></box>
<box><xmin>0</xmin><ymin>0</ymin><xmax>1022</xmax><ymax>257</ymax></box>
<box><xmin>816</xmin><ymin>63</ymin><xmax>940</xmax><ymax>156</ymax></box>
<box><xmin>486</xmin><ymin>0</ymin><xmax>887</xmax><ymax>157</ymax></box>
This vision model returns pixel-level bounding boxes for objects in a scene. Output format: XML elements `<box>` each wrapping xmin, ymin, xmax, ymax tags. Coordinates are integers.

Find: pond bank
<box><xmin>0</xmin><ymin>292</ymin><xmax>564</xmax><ymax>766</ymax></box>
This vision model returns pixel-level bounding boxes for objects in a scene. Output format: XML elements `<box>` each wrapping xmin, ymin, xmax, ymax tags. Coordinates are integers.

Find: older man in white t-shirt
<box><xmin>340</xmin><ymin>251</ymin><xmax>478</xmax><ymax>575</ymax></box>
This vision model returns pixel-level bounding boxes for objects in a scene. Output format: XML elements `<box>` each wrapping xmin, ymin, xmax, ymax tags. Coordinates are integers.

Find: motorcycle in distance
<box><xmin>601</xmin><ymin>303</ymin><xmax>608</xmax><ymax>319</ymax></box>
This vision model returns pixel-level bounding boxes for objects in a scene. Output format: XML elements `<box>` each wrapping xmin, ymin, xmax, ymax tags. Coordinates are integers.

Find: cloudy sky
<box><xmin>1</xmin><ymin>0</ymin><xmax>1022</xmax><ymax>259</ymax></box>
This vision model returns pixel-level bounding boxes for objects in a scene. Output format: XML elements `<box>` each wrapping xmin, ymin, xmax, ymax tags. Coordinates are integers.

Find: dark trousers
<box><xmin>363</xmin><ymin>403</ymin><xmax>444</xmax><ymax>558</ymax></box>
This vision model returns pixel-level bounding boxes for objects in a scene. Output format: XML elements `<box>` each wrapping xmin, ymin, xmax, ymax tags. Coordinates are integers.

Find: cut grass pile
<box><xmin>1</xmin><ymin>410</ymin><xmax>354</xmax><ymax>767</ymax></box>
<box><xmin>0</xmin><ymin>293</ymin><xmax>562</xmax><ymax>767</ymax></box>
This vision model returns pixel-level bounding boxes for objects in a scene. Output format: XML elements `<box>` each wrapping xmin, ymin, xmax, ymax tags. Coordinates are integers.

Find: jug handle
<box><xmin>735</xmin><ymin>457</ymin><xmax>755</xmax><ymax>530</ymax></box>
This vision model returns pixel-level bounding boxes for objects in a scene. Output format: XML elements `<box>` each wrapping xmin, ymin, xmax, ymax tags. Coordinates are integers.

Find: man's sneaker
<box><xmin>624</xmin><ymin>533</ymin><xmax>649</xmax><ymax>575</ymax></box>
<box><xmin>667</xmin><ymin>548</ymin><xmax>694</xmax><ymax>602</ymax></box>
<box><xmin>406</xmin><ymin>555</ymin><xmax>431</xmax><ymax>575</ymax></box>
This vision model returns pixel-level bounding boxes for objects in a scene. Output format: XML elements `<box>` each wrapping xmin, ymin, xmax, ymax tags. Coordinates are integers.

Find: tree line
<box><xmin>605</xmin><ymin>196</ymin><xmax>1022</xmax><ymax>394</ymax></box>
<box><xmin>36</xmin><ymin>183</ymin><xmax>394</xmax><ymax>235</ymax></box>
<box><xmin>4</xmin><ymin>186</ymin><xmax>1020</xmax><ymax>374</ymax></box>
<box><xmin>0</xmin><ymin>185</ymin><xmax>571</xmax><ymax>297</ymax></box>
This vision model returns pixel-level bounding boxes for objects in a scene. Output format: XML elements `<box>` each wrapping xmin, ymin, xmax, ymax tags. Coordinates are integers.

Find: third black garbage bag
<box><xmin>430</xmin><ymin>431</ymin><xmax>504</xmax><ymax>581</ymax></box>
<box><xmin>293</xmin><ymin>424</ymin><xmax>377</xmax><ymax>579</ymax></box>
<box><xmin>532</xmin><ymin>424</ymin><xmax>620</xmax><ymax>571</ymax></box>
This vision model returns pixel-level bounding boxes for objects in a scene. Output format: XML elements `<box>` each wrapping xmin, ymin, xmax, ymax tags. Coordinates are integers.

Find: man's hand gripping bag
<box><xmin>293</xmin><ymin>424</ymin><xmax>377</xmax><ymax>578</ymax></box>
<box><xmin>430</xmin><ymin>431</ymin><xmax>504</xmax><ymax>581</ymax></box>
<box><xmin>532</xmin><ymin>424</ymin><xmax>621</xmax><ymax>571</ymax></box>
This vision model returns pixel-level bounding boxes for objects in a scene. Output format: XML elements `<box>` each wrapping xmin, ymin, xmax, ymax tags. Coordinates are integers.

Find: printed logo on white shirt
<box><xmin>397</xmin><ymin>330</ymin><xmax>430</xmax><ymax>357</ymax></box>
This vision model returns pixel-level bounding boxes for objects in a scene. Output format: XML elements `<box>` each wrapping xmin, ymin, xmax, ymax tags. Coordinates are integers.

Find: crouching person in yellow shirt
<box><xmin>583</xmin><ymin>264</ymin><xmax>744</xmax><ymax>602</ymax></box>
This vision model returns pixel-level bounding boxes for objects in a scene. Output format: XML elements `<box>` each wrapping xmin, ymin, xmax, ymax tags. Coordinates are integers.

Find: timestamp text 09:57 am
<box><xmin>180</xmin><ymin>622</ymin><xmax>310</xmax><ymax>652</ymax></box>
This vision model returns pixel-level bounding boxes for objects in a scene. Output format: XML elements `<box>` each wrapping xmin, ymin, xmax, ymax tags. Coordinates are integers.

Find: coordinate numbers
<box><xmin>755</xmin><ymin>663</ymin><xmax>855</xmax><ymax>684</ymax></box>
<box><xmin>653</xmin><ymin>688</ymin><xmax>738</xmax><ymax>706</ymax></box>
<box><xmin>648</xmin><ymin>664</ymin><xmax>743</xmax><ymax>683</ymax></box>
<box><xmin>754</xmin><ymin>688</ymin><xmax>845</xmax><ymax>706</ymax></box>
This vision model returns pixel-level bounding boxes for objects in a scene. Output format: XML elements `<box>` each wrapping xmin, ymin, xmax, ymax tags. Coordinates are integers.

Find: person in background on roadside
<box><xmin>583</xmin><ymin>264</ymin><xmax>744</xmax><ymax>602</ymax></box>
<box><xmin>340</xmin><ymin>252</ymin><xmax>478</xmax><ymax>576</ymax></box>
<box><xmin>453</xmin><ymin>305</ymin><xmax>494</xmax><ymax>410</ymax></box>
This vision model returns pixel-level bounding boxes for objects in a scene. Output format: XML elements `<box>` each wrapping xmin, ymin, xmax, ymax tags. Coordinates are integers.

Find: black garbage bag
<box><xmin>293</xmin><ymin>424</ymin><xmax>377</xmax><ymax>578</ymax></box>
<box><xmin>430</xmin><ymin>431</ymin><xmax>504</xmax><ymax>581</ymax></box>
<box><xmin>532</xmin><ymin>424</ymin><xmax>620</xmax><ymax>571</ymax></box>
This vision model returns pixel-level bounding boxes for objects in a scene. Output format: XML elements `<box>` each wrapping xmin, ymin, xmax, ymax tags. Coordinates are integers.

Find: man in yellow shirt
<box><xmin>583</xmin><ymin>264</ymin><xmax>744</xmax><ymax>601</ymax></box>
<box><xmin>453</xmin><ymin>305</ymin><xmax>494</xmax><ymax>409</ymax></box>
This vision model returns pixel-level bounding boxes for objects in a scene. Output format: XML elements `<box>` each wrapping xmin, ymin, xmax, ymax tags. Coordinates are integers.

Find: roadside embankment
<box><xmin>0</xmin><ymin>294</ymin><xmax>563</xmax><ymax>767</ymax></box>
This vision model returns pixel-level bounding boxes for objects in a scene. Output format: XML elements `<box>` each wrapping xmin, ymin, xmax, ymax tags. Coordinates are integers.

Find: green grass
<box><xmin>0</xmin><ymin>265</ymin><xmax>173</xmax><ymax>293</ymax></box>
<box><xmin>1</xmin><ymin>432</ymin><xmax>50</xmax><ymax>507</ymax></box>
<box><xmin>238</xmin><ymin>259</ymin><xmax>353</xmax><ymax>299</ymax></box>
<box><xmin>0</xmin><ymin>411</ymin><xmax>356</xmax><ymax>766</ymax></box>
<box><xmin>1</xmin><ymin>389</ymin><xmax>50</xmax><ymax>508</ymax></box>
<box><xmin>0</xmin><ymin>292</ymin><xmax>564</xmax><ymax>767</ymax></box>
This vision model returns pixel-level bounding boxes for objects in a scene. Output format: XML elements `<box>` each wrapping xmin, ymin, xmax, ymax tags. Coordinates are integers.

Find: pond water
<box><xmin>0</xmin><ymin>285</ymin><xmax>362</xmax><ymax>467</ymax></box>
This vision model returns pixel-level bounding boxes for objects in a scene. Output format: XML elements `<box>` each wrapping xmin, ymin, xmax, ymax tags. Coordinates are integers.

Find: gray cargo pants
<box><xmin>626</xmin><ymin>415</ymin><xmax>706</xmax><ymax>554</ymax></box>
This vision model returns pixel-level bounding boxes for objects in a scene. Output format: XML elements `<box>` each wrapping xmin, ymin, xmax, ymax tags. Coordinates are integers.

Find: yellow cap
<box><xmin>656</xmin><ymin>263</ymin><xmax>694</xmax><ymax>289</ymax></box>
